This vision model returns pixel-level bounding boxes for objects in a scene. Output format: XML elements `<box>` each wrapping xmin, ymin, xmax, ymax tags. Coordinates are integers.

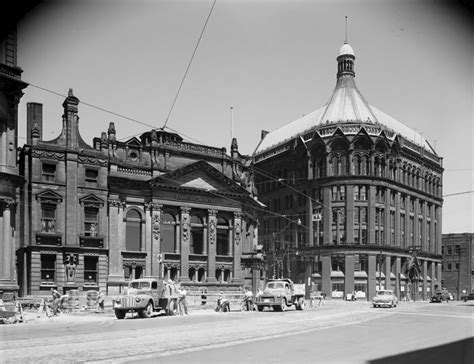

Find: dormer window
<box><xmin>42</xmin><ymin>163</ymin><xmax>56</xmax><ymax>181</ymax></box>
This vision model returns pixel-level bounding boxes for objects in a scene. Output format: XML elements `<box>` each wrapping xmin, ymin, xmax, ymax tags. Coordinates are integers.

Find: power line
<box><xmin>162</xmin><ymin>0</ymin><xmax>217</xmax><ymax>129</ymax></box>
<box><xmin>27</xmin><ymin>83</ymin><xmax>157</xmax><ymax>130</ymax></box>
<box><xmin>443</xmin><ymin>191</ymin><xmax>474</xmax><ymax>197</ymax></box>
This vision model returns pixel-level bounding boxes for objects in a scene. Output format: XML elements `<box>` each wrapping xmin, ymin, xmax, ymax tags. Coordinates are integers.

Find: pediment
<box><xmin>36</xmin><ymin>189</ymin><xmax>63</xmax><ymax>203</ymax></box>
<box><xmin>125</xmin><ymin>137</ymin><xmax>142</xmax><ymax>148</ymax></box>
<box><xmin>149</xmin><ymin>160</ymin><xmax>247</xmax><ymax>194</ymax></box>
<box><xmin>79</xmin><ymin>194</ymin><xmax>104</xmax><ymax>207</ymax></box>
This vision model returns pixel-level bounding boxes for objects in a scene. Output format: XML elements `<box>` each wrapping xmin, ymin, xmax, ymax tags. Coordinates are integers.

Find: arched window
<box><xmin>190</xmin><ymin>215</ymin><xmax>204</xmax><ymax>254</ymax></box>
<box><xmin>216</xmin><ymin>217</ymin><xmax>229</xmax><ymax>255</ymax></box>
<box><xmin>374</xmin><ymin>157</ymin><xmax>380</xmax><ymax>176</ymax></box>
<box><xmin>189</xmin><ymin>267</ymin><xmax>196</xmax><ymax>282</ymax></box>
<box><xmin>125</xmin><ymin>209</ymin><xmax>142</xmax><ymax>251</ymax></box>
<box><xmin>197</xmin><ymin>268</ymin><xmax>205</xmax><ymax>282</ymax></box>
<box><xmin>161</xmin><ymin>212</ymin><xmax>176</xmax><ymax>253</ymax></box>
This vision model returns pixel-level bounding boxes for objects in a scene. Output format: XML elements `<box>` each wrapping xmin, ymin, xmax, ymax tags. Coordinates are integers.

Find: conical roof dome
<box><xmin>254</xmin><ymin>43</ymin><xmax>434</xmax><ymax>155</ymax></box>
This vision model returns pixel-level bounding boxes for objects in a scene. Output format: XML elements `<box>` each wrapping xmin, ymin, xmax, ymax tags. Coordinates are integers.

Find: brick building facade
<box><xmin>442</xmin><ymin>233</ymin><xmax>473</xmax><ymax>299</ymax></box>
<box><xmin>253</xmin><ymin>42</ymin><xmax>443</xmax><ymax>301</ymax></box>
<box><xmin>17</xmin><ymin>91</ymin><xmax>264</xmax><ymax>296</ymax></box>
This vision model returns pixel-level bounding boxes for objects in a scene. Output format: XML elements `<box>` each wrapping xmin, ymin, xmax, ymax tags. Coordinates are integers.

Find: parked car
<box><xmin>372</xmin><ymin>289</ymin><xmax>398</xmax><ymax>308</ymax></box>
<box><xmin>431</xmin><ymin>289</ymin><xmax>453</xmax><ymax>303</ymax></box>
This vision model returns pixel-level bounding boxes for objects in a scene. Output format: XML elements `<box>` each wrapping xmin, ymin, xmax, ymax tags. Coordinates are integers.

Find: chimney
<box><xmin>27</xmin><ymin>103</ymin><xmax>42</xmax><ymax>145</ymax></box>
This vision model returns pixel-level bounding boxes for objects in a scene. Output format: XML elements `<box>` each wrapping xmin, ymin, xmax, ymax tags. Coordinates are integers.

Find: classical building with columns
<box><xmin>253</xmin><ymin>42</ymin><xmax>443</xmax><ymax>301</ymax></box>
<box><xmin>17</xmin><ymin>90</ymin><xmax>264</xmax><ymax>296</ymax></box>
<box><xmin>0</xmin><ymin>18</ymin><xmax>28</xmax><ymax>296</ymax></box>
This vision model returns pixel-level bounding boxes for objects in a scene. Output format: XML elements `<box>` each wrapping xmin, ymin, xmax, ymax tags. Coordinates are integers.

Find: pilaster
<box><xmin>368</xmin><ymin>254</ymin><xmax>377</xmax><ymax>300</ymax></box>
<box><xmin>232</xmin><ymin>212</ymin><xmax>243</xmax><ymax>283</ymax></box>
<box><xmin>206</xmin><ymin>209</ymin><xmax>217</xmax><ymax>282</ymax></box>
<box><xmin>179</xmin><ymin>207</ymin><xmax>190</xmax><ymax>282</ymax></box>
<box><xmin>344</xmin><ymin>254</ymin><xmax>355</xmax><ymax>297</ymax></box>
<box><xmin>322</xmin><ymin>254</ymin><xmax>332</xmax><ymax>298</ymax></box>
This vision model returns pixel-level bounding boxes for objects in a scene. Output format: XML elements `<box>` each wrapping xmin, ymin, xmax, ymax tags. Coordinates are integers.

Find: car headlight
<box><xmin>277</xmin><ymin>294</ymin><xmax>281</xmax><ymax>298</ymax></box>
<box><xmin>115</xmin><ymin>298</ymin><xmax>121</xmax><ymax>304</ymax></box>
<box><xmin>135</xmin><ymin>297</ymin><xmax>141</xmax><ymax>303</ymax></box>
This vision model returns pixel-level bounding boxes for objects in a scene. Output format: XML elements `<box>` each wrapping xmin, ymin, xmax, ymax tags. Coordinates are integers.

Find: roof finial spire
<box><xmin>345</xmin><ymin>16</ymin><xmax>348</xmax><ymax>44</ymax></box>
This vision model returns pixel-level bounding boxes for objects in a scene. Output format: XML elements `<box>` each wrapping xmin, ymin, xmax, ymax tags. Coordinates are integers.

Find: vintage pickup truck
<box><xmin>255</xmin><ymin>278</ymin><xmax>305</xmax><ymax>312</ymax></box>
<box><xmin>113</xmin><ymin>278</ymin><xmax>179</xmax><ymax>319</ymax></box>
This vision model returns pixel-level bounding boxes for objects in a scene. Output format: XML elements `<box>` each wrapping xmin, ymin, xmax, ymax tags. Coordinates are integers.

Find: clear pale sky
<box><xmin>16</xmin><ymin>0</ymin><xmax>473</xmax><ymax>233</ymax></box>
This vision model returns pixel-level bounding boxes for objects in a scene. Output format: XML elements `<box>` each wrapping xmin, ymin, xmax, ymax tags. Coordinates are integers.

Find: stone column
<box><xmin>394</xmin><ymin>256</ymin><xmax>401</xmax><ymax>299</ymax></box>
<box><xmin>150</xmin><ymin>203</ymin><xmax>162</xmax><ymax>278</ymax></box>
<box><xmin>107</xmin><ymin>199</ymin><xmax>125</xmax><ymax>293</ymax></box>
<box><xmin>346</xmin><ymin>185</ymin><xmax>354</xmax><ymax>244</ymax></box>
<box><xmin>435</xmin><ymin>207</ymin><xmax>442</xmax><ymax>255</ymax></box>
<box><xmin>344</xmin><ymin>254</ymin><xmax>355</xmax><ymax>298</ymax></box>
<box><xmin>308</xmin><ymin>197</ymin><xmax>314</xmax><ymax>247</ymax></box>
<box><xmin>322</xmin><ymin>254</ymin><xmax>332</xmax><ymax>298</ymax></box>
<box><xmin>384</xmin><ymin>188</ymin><xmax>390</xmax><ymax>245</ymax></box>
<box><xmin>429</xmin><ymin>262</ymin><xmax>436</xmax><ymax>296</ymax></box>
<box><xmin>414</xmin><ymin>198</ymin><xmax>420</xmax><ymax>248</ymax></box>
<box><xmin>232</xmin><ymin>212</ymin><xmax>243</xmax><ymax>283</ymax></box>
<box><xmin>323</xmin><ymin>187</ymin><xmax>331</xmax><ymax>245</ymax></box>
<box><xmin>422</xmin><ymin>202</ymin><xmax>427</xmax><ymax>251</ymax></box>
<box><xmin>179</xmin><ymin>207</ymin><xmax>190</xmax><ymax>282</ymax></box>
<box><xmin>206</xmin><ymin>209</ymin><xmax>217</xmax><ymax>282</ymax></box>
<box><xmin>422</xmin><ymin>260</ymin><xmax>428</xmax><ymax>300</ymax></box>
<box><xmin>384</xmin><ymin>256</ymin><xmax>391</xmax><ymax>290</ymax></box>
<box><xmin>429</xmin><ymin>204</ymin><xmax>435</xmax><ymax>253</ymax></box>
<box><xmin>1</xmin><ymin>200</ymin><xmax>13</xmax><ymax>283</ymax></box>
<box><xmin>368</xmin><ymin>254</ymin><xmax>377</xmax><ymax>300</ymax></box>
<box><xmin>395</xmin><ymin>192</ymin><xmax>401</xmax><ymax>247</ymax></box>
<box><xmin>368</xmin><ymin>186</ymin><xmax>376</xmax><ymax>244</ymax></box>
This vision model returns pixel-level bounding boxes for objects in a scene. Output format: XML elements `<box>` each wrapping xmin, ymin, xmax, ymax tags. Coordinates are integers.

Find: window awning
<box><xmin>331</xmin><ymin>271</ymin><xmax>345</xmax><ymax>278</ymax></box>
<box><xmin>311</xmin><ymin>273</ymin><xmax>321</xmax><ymax>278</ymax></box>
<box><xmin>400</xmin><ymin>273</ymin><xmax>407</xmax><ymax>280</ymax></box>
<box><xmin>390</xmin><ymin>272</ymin><xmax>397</xmax><ymax>279</ymax></box>
<box><xmin>376</xmin><ymin>271</ymin><xmax>385</xmax><ymax>278</ymax></box>
<box><xmin>354</xmin><ymin>271</ymin><xmax>368</xmax><ymax>278</ymax></box>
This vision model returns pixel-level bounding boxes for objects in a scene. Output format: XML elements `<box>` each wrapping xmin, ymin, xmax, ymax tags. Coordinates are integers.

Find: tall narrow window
<box><xmin>84</xmin><ymin>207</ymin><xmax>99</xmax><ymax>236</ymax></box>
<box><xmin>41</xmin><ymin>204</ymin><xmax>56</xmax><ymax>233</ymax></box>
<box><xmin>190</xmin><ymin>215</ymin><xmax>204</xmax><ymax>254</ymax></box>
<box><xmin>216</xmin><ymin>217</ymin><xmax>229</xmax><ymax>255</ymax></box>
<box><xmin>41</xmin><ymin>254</ymin><xmax>56</xmax><ymax>284</ymax></box>
<box><xmin>125</xmin><ymin>209</ymin><xmax>142</xmax><ymax>251</ymax></box>
<box><xmin>161</xmin><ymin>213</ymin><xmax>176</xmax><ymax>253</ymax></box>
<box><xmin>84</xmin><ymin>256</ymin><xmax>98</xmax><ymax>285</ymax></box>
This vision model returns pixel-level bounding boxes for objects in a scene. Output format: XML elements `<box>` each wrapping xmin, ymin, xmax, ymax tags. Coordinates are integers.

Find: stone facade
<box><xmin>0</xmin><ymin>20</ymin><xmax>27</xmax><ymax>296</ymax></box>
<box><xmin>442</xmin><ymin>233</ymin><xmax>473</xmax><ymax>299</ymax></box>
<box><xmin>17</xmin><ymin>91</ymin><xmax>264</xmax><ymax>296</ymax></box>
<box><xmin>253</xmin><ymin>43</ymin><xmax>443</xmax><ymax>301</ymax></box>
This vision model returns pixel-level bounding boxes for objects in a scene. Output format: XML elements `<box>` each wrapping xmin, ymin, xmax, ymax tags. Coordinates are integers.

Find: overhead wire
<box><xmin>162</xmin><ymin>0</ymin><xmax>217</xmax><ymax>129</ymax></box>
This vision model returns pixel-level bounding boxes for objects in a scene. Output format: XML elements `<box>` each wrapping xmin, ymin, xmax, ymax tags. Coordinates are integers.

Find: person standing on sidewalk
<box><xmin>98</xmin><ymin>289</ymin><xmax>105</xmax><ymax>311</ymax></box>
<box><xmin>178</xmin><ymin>286</ymin><xmax>189</xmax><ymax>315</ymax></box>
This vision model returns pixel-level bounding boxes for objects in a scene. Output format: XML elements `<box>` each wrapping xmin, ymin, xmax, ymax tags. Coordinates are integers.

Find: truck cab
<box><xmin>256</xmin><ymin>278</ymin><xmax>305</xmax><ymax>312</ymax></box>
<box><xmin>113</xmin><ymin>278</ymin><xmax>178</xmax><ymax>319</ymax></box>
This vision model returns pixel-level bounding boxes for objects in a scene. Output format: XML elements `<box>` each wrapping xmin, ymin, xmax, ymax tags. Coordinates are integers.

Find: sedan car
<box><xmin>372</xmin><ymin>289</ymin><xmax>398</xmax><ymax>308</ymax></box>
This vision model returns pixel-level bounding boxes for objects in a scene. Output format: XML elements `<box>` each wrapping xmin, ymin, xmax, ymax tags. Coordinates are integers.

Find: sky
<box><xmin>15</xmin><ymin>0</ymin><xmax>473</xmax><ymax>234</ymax></box>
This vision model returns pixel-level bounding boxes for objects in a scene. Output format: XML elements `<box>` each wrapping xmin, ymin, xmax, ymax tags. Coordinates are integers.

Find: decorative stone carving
<box><xmin>108</xmin><ymin>199</ymin><xmax>125</xmax><ymax>208</ymax></box>
<box><xmin>181</xmin><ymin>207</ymin><xmax>190</xmax><ymax>242</ymax></box>
<box><xmin>234</xmin><ymin>213</ymin><xmax>242</xmax><ymax>245</ymax></box>
<box><xmin>208</xmin><ymin>210</ymin><xmax>217</xmax><ymax>245</ymax></box>
<box><xmin>64</xmin><ymin>253</ymin><xmax>79</xmax><ymax>283</ymax></box>
<box><xmin>152</xmin><ymin>211</ymin><xmax>161</xmax><ymax>242</ymax></box>
<box><xmin>123</xmin><ymin>260</ymin><xmax>145</xmax><ymax>269</ymax></box>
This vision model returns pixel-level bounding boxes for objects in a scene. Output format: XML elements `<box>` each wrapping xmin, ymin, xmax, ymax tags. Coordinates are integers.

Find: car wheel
<box><xmin>114</xmin><ymin>310</ymin><xmax>126</xmax><ymax>319</ymax></box>
<box><xmin>257</xmin><ymin>305</ymin><xmax>264</xmax><ymax>312</ymax></box>
<box><xmin>280</xmin><ymin>299</ymin><xmax>287</xmax><ymax>312</ymax></box>
<box><xmin>141</xmin><ymin>302</ymin><xmax>153</xmax><ymax>318</ymax></box>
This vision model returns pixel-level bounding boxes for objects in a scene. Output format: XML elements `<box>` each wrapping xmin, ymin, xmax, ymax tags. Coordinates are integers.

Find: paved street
<box><xmin>0</xmin><ymin>300</ymin><xmax>472</xmax><ymax>364</ymax></box>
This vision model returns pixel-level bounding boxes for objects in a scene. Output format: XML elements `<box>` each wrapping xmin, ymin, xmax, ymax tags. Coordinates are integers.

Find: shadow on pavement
<box><xmin>367</xmin><ymin>337</ymin><xmax>473</xmax><ymax>364</ymax></box>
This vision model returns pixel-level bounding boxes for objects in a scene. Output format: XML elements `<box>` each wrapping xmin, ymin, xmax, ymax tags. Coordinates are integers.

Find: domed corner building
<box><xmin>252</xmin><ymin>41</ymin><xmax>443</xmax><ymax>302</ymax></box>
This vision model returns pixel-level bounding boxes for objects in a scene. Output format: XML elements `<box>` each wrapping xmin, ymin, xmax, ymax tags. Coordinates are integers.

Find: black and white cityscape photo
<box><xmin>0</xmin><ymin>1</ymin><xmax>473</xmax><ymax>363</ymax></box>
